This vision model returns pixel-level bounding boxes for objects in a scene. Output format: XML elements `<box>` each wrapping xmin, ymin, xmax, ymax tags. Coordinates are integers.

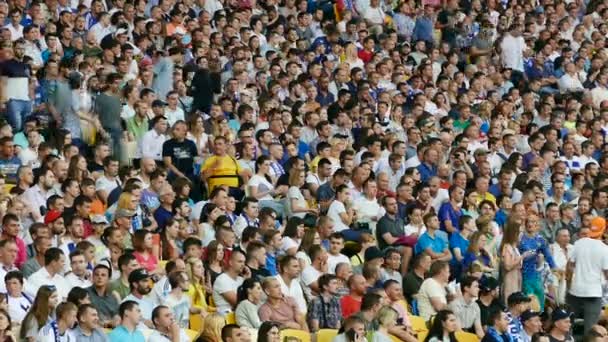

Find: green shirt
<box><xmin>109</xmin><ymin>278</ymin><xmax>130</xmax><ymax>301</ymax></box>
<box><xmin>126</xmin><ymin>116</ymin><xmax>149</xmax><ymax>142</ymax></box>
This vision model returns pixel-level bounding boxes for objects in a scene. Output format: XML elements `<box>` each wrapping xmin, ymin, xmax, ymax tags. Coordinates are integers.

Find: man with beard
<box><xmin>21</xmin><ymin>166</ymin><xmax>55</xmax><ymax>221</ymax></box>
<box><xmin>122</xmin><ymin>268</ymin><xmax>155</xmax><ymax>329</ymax></box>
<box><xmin>1</xmin><ymin>39</ymin><xmax>32</xmax><ymax>132</ymax></box>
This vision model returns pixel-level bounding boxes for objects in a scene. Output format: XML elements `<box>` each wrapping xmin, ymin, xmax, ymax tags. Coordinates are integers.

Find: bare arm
<box><xmin>430</xmin><ymin>297</ymin><xmax>447</xmax><ymax>311</ymax></box>
<box><xmin>163</xmin><ymin>156</ymin><xmax>186</xmax><ymax>179</ymax></box>
<box><xmin>221</xmin><ymin>290</ymin><xmax>238</xmax><ymax>308</ymax></box>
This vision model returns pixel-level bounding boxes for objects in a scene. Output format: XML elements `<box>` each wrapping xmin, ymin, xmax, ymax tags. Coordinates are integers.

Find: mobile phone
<box><xmin>346</xmin><ymin>329</ymin><xmax>357</xmax><ymax>340</ymax></box>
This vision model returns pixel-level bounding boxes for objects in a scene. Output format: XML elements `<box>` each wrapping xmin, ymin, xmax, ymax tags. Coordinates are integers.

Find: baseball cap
<box><xmin>479</xmin><ymin>277</ymin><xmax>499</xmax><ymax>293</ymax></box>
<box><xmin>589</xmin><ymin>217</ymin><xmax>606</xmax><ymax>239</ymax></box>
<box><xmin>128</xmin><ymin>268</ymin><xmax>152</xmax><ymax>284</ymax></box>
<box><xmin>507</xmin><ymin>291</ymin><xmax>532</xmax><ymax>306</ymax></box>
<box><xmin>44</xmin><ymin>210</ymin><xmax>62</xmax><ymax>225</ymax></box>
<box><xmin>91</xmin><ymin>215</ymin><xmax>109</xmax><ymax>224</ymax></box>
<box><xmin>115</xmin><ymin>208</ymin><xmax>136</xmax><ymax>219</ymax></box>
<box><xmin>364</xmin><ymin>247</ymin><xmax>384</xmax><ymax>262</ymax></box>
<box><xmin>551</xmin><ymin>308</ymin><xmax>573</xmax><ymax>322</ymax></box>
<box><xmin>521</xmin><ymin>310</ymin><xmax>540</xmax><ymax>322</ymax></box>
<box><xmin>152</xmin><ymin>99</ymin><xmax>167</xmax><ymax>107</ymax></box>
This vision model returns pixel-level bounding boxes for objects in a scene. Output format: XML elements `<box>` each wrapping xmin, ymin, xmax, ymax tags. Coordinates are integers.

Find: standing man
<box><xmin>95</xmin><ymin>73</ymin><xmax>124</xmax><ymax>159</ymax></box>
<box><xmin>567</xmin><ymin>226</ymin><xmax>608</xmax><ymax>334</ymax></box>
<box><xmin>162</xmin><ymin>121</ymin><xmax>197</xmax><ymax>181</ymax></box>
<box><xmin>1</xmin><ymin>39</ymin><xmax>31</xmax><ymax>132</ymax></box>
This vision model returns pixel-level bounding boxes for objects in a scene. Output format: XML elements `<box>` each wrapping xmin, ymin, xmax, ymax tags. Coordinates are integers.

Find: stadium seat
<box><xmin>316</xmin><ymin>329</ymin><xmax>338</xmax><ymax>342</ymax></box>
<box><xmin>390</xmin><ymin>335</ymin><xmax>401</xmax><ymax>342</ymax></box>
<box><xmin>455</xmin><ymin>331</ymin><xmax>480</xmax><ymax>342</ymax></box>
<box><xmin>410</xmin><ymin>315</ymin><xmax>428</xmax><ymax>332</ymax></box>
<box><xmin>280</xmin><ymin>329</ymin><xmax>311</xmax><ymax>342</ymax></box>
<box><xmin>185</xmin><ymin>329</ymin><xmax>199</xmax><ymax>340</ymax></box>
<box><xmin>225</xmin><ymin>311</ymin><xmax>236</xmax><ymax>324</ymax></box>
<box><xmin>190</xmin><ymin>314</ymin><xmax>203</xmax><ymax>332</ymax></box>
<box><xmin>417</xmin><ymin>330</ymin><xmax>429</xmax><ymax>342</ymax></box>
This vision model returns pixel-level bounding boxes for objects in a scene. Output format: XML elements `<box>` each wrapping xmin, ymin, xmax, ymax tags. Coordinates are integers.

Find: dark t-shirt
<box><xmin>376</xmin><ymin>215</ymin><xmax>405</xmax><ymax>250</ymax></box>
<box><xmin>87</xmin><ymin>161</ymin><xmax>104</xmax><ymax>174</ymax></box>
<box><xmin>477</xmin><ymin>298</ymin><xmax>504</xmax><ymax>327</ymax></box>
<box><xmin>402</xmin><ymin>271</ymin><xmax>424</xmax><ymax>303</ymax></box>
<box><xmin>162</xmin><ymin>138</ymin><xmax>198</xmax><ymax>178</ymax></box>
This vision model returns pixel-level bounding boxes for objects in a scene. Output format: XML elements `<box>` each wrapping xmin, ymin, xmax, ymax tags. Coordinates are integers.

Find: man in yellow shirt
<box><xmin>202</xmin><ymin>136</ymin><xmax>246</xmax><ymax>199</ymax></box>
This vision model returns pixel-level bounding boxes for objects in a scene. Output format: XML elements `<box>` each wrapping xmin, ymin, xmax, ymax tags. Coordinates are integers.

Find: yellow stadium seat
<box><xmin>225</xmin><ymin>311</ymin><xmax>236</xmax><ymax>324</ymax></box>
<box><xmin>190</xmin><ymin>314</ymin><xmax>203</xmax><ymax>331</ymax></box>
<box><xmin>455</xmin><ymin>331</ymin><xmax>480</xmax><ymax>342</ymax></box>
<box><xmin>417</xmin><ymin>330</ymin><xmax>429</xmax><ymax>342</ymax></box>
<box><xmin>410</xmin><ymin>315</ymin><xmax>428</xmax><ymax>332</ymax></box>
<box><xmin>317</xmin><ymin>329</ymin><xmax>338</xmax><ymax>342</ymax></box>
<box><xmin>280</xmin><ymin>329</ymin><xmax>311</xmax><ymax>342</ymax></box>
<box><xmin>390</xmin><ymin>335</ymin><xmax>401</xmax><ymax>342</ymax></box>
<box><xmin>185</xmin><ymin>329</ymin><xmax>199</xmax><ymax>340</ymax></box>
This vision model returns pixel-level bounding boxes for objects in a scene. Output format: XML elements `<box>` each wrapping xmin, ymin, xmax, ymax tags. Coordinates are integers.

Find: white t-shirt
<box><xmin>7</xmin><ymin>294</ymin><xmax>31</xmax><ymax>323</ymax></box>
<box><xmin>95</xmin><ymin>176</ymin><xmax>121</xmax><ymax>195</ymax></box>
<box><xmin>569</xmin><ymin>238</ymin><xmax>608</xmax><ymax>298</ymax></box>
<box><xmin>417</xmin><ymin>277</ymin><xmax>447</xmax><ymax>321</ymax></box>
<box><xmin>247</xmin><ymin>175</ymin><xmax>274</xmax><ymax>201</ymax></box>
<box><xmin>212</xmin><ymin>273</ymin><xmax>243</xmax><ymax>315</ymax></box>
<box><xmin>162</xmin><ymin>294</ymin><xmax>191</xmax><ymax>329</ymax></box>
<box><xmin>286</xmin><ymin>186</ymin><xmax>307</xmax><ymax>219</ymax></box>
<box><xmin>327</xmin><ymin>253</ymin><xmax>350</xmax><ymax>274</ymax></box>
<box><xmin>148</xmin><ymin>329</ymin><xmax>191</xmax><ymax>342</ymax></box>
<box><xmin>327</xmin><ymin>201</ymin><xmax>350</xmax><ymax>233</ymax></box>
<box><xmin>281</xmin><ymin>236</ymin><xmax>300</xmax><ymax>255</ymax></box>
<box><xmin>500</xmin><ymin>34</ymin><xmax>526</xmax><ymax>72</ymax></box>
<box><xmin>301</xmin><ymin>265</ymin><xmax>322</xmax><ymax>286</ymax></box>
<box><xmin>165</xmin><ymin>107</ymin><xmax>185</xmax><ymax>126</ymax></box>
<box><xmin>275</xmin><ymin>275</ymin><xmax>307</xmax><ymax>314</ymax></box>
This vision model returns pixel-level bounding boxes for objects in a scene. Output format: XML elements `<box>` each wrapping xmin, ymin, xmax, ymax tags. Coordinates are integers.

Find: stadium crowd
<box><xmin>1</xmin><ymin>0</ymin><xmax>608</xmax><ymax>341</ymax></box>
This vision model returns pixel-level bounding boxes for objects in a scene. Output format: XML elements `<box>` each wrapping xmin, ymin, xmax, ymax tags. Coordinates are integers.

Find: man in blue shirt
<box><xmin>412</xmin><ymin>5</ymin><xmax>435</xmax><ymax>45</ymax></box>
<box><xmin>505</xmin><ymin>292</ymin><xmax>531</xmax><ymax>342</ymax></box>
<box><xmin>414</xmin><ymin>213</ymin><xmax>452</xmax><ymax>261</ymax></box>
<box><xmin>417</xmin><ymin>147</ymin><xmax>439</xmax><ymax>183</ymax></box>
<box><xmin>0</xmin><ymin>136</ymin><xmax>22</xmax><ymax>184</ymax></box>
<box><xmin>438</xmin><ymin>185</ymin><xmax>464</xmax><ymax>234</ymax></box>
<box><xmin>109</xmin><ymin>301</ymin><xmax>145</xmax><ymax>342</ymax></box>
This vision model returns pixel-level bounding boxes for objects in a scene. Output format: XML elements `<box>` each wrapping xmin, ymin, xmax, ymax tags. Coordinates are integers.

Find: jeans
<box><xmin>6</xmin><ymin>99</ymin><xmax>32</xmax><ymax>132</ymax></box>
<box><xmin>567</xmin><ymin>294</ymin><xmax>603</xmax><ymax>334</ymax></box>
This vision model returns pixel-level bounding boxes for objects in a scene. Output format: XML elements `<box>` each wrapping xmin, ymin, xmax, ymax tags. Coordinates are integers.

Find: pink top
<box><xmin>133</xmin><ymin>251</ymin><xmax>158</xmax><ymax>273</ymax></box>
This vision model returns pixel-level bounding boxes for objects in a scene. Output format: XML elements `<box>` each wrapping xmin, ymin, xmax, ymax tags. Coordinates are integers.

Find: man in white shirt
<box><xmin>327</xmin><ymin>233</ymin><xmax>349</xmax><ymax>274</ymax></box>
<box><xmin>233</xmin><ymin>197</ymin><xmax>259</xmax><ymax>240</ymax></box>
<box><xmin>275</xmin><ymin>255</ymin><xmax>307</xmax><ymax>314</ymax></box>
<box><xmin>21</xmin><ymin>166</ymin><xmax>55</xmax><ymax>222</ymax></box>
<box><xmin>95</xmin><ymin>157</ymin><xmax>121</xmax><ymax>203</ymax></box>
<box><xmin>25</xmin><ymin>247</ymin><xmax>71</xmax><ymax>300</ymax></box>
<box><xmin>352</xmin><ymin>179</ymin><xmax>383</xmax><ymax>233</ymax></box>
<box><xmin>213</xmin><ymin>250</ymin><xmax>245</xmax><ymax>316</ymax></box>
<box><xmin>164</xmin><ymin>91</ymin><xmax>185</xmax><ymax>126</ymax></box>
<box><xmin>4</xmin><ymin>9</ymin><xmax>24</xmax><ymax>41</ymax></box>
<box><xmin>64</xmin><ymin>250</ymin><xmax>92</xmax><ymax>288</ymax></box>
<box><xmin>416</xmin><ymin>260</ymin><xmax>450</xmax><ymax>321</ymax></box>
<box><xmin>137</xmin><ymin>115</ymin><xmax>168</xmax><ymax>162</ymax></box>
<box><xmin>149</xmin><ymin>305</ymin><xmax>190</xmax><ymax>342</ymax></box>
<box><xmin>123</xmin><ymin>268</ymin><xmax>156</xmax><ymax>328</ymax></box>
<box><xmin>567</xmin><ymin>225</ymin><xmax>608</xmax><ymax>333</ymax></box>
<box><xmin>500</xmin><ymin>24</ymin><xmax>527</xmax><ymax>73</ymax></box>
<box><xmin>0</xmin><ymin>240</ymin><xmax>19</xmax><ymax>293</ymax></box>
<box><xmin>306</xmin><ymin>158</ymin><xmax>332</xmax><ymax>196</ymax></box>
<box><xmin>301</xmin><ymin>245</ymin><xmax>328</xmax><ymax>296</ymax></box>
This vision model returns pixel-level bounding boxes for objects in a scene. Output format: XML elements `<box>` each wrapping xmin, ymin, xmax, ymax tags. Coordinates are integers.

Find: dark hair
<box><xmin>318</xmin><ymin>274</ymin><xmax>337</xmax><ymax>293</ymax></box>
<box><xmin>424</xmin><ymin>310</ymin><xmax>457</xmax><ymax>342</ymax></box>
<box><xmin>118</xmin><ymin>252</ymin><xmax>136</xmax><ymax>272</ymax></box>
<box><xmin>4</xmin><ymin>270</ymin><xmax>23</xmax><ymax>285</ymax></box>
<box><xmin>283</xmin><ymin>216</ymin><xmax>304</xmax><ymax>238</ymax></box>
<box><xmin>258</xmin><ymin>321</ymin><xmax>281</xmax><ymax>342</ymax></box>
<box><xmin>151</xmin><ymin>305</ymin><xmax>169</xmax><ymax>327</ymax></box>
<box><xmin>67</xmin><ymin>287</ymin><xmax>89</xmax><ymax>306</ymax></box>
<box><xmin>361</xmin><ymin>293</ymin><xmax>382</xmax><ymax>311</ymax></box>
<box><xmin>119</xmin><ymin>300</ymin><xmax>139</xmax><ymax>319</ymax></box>
<box><xmin>460</xmin><ymin>276</ymin><xmax>479</xmax><ymax>293</ymax></box>
<box><xmin>221</xmin><ymin>324</ymin><xmax>240</xmax><ymax>341</ymax></box>
<box><xmin>77</xmin><ymin>303</ymin><xmax>96</xmax><ymax>321</ymax></box>
<box><xmin>237</xmin><ymin>278</ymin><xmax>260</xmax><ymax>302</ymax></box>
<box><xmin>44</xmin><ymin>247</ymin><xmax>64</xmax><ymax>266</ymax></box>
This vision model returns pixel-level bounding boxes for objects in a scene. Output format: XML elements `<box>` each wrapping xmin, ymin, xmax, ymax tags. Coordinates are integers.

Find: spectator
<box><xmin>477</xmin><ymin>277</ymin><xmax>503</xmax><ymax>329</ymax></box>
<box><xmin>417</xmin><ymin>260</ymin><xmax>450</xmax><ymax>321</ymax></box>
<box><xmin>108</xmin><ymin>301</ymin><xmax>145</xmax><ymax>342</ymax></box>
<box><xmin>481</xmin><ymin>309</ymin><xmax>512</xmax><ymax>342</ymax></box>
<box><xmin>521</xmin><ymin>310</ymin><xmax>542</xmax><ymax>342</ymax></box>
<box><xmin>258</xmin><ymin>277</ymin><xmax>308</xmax><ymax>331</ymax></box>
<box><xmin>149</xmin><ymin>305</ymin><xmax>189</xmax><ymax>342</ymax></box>
<box><xmin>506</xmin><ymin>292</ymin><xmax>532</xmax><ymax>342</ymax></box>
<box><xmin>423</xmin><ymin>309</ymin><xmax>458</xmax><ymax>342</ymax></box>
<box><xmin>19</xmin><ymin>285</ymin><xmax>59</xmax><ymax>341</ymax></box>
<box><xmin>448</xmin><ymin>276</ymin><xmax>484</xmax><ymax>338</ymax></box>
<box><xmin>25</xmin><ymin>247</ymin><xmax>70</xmax><ymax>300</ymax></box>
<box><xmin>547</xmin><ymin>309</ymin><xmax>574</xmax><ymax>342</ymax></box>
<box><xmin>212</xmin><ymin>249</ymin><xmax>245</xmax><ymax>316</ymax></box>
<box><xmin>37</xmin><ymin>301</ymin><xmax>77</xmax><ymax>342</ymax></box>
<box><xmin>307</xmin><ymin>274</ymin><xmax>341</xmax><ymax>331</ymax></box>
<box><xmin>403</xmin><ymin>253</ymin><xmax>431</xmax><ymax>304</ymax></box>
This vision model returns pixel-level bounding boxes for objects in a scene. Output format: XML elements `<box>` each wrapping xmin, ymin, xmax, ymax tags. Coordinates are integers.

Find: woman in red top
<box><xmin>132</xmin><ymin>230</ymin><xmax>159</xmax><ymax>273</ymax></box>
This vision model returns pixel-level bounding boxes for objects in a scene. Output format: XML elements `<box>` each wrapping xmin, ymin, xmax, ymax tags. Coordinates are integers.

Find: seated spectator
<box><xmin>307</xmin><ymin>274</ymin><xmax>341</xmax><ymax>331</ymax></box>
<box><xmin>149</xmin><ymin>305</ymin><xmax>190</xmax><ymax>342</ymax></box>
<box><xmin>327</xmin><ymin>232</ymin><xmax>349</xmax><ymax>274</ymax></box>
<box><xmin>340</xmin><ymin>274</ymin><xmax>367</xmax><ymax>318</ymax></box>
<box><xmin>198</xmin><ymin>314</ymin><xmax>226</xmax><ymax>342</ymax></box>
<box><xmin>37</xmin><ymin>302</ymin><xmax>77</xmax><ymax>342</ymax></box>
<box><xmin>477</xmin><ymin>277</ymin><xmax>504</xmax><ymax>329</ymax></box>
<box><xmin>417</xmin><ymin>260</ymin><xmax>450</xmax><ymax>321</ymax></box>
<box><xmin>275</xmin><ymin>255</ymin><xmax>308</xmax><ymax>315</ymax></box>
<box><xmin>414</xmin><ymin>213</ymin><xmax>452</xmax><ymax>262</ymax></box>
<box><xmin>448</xmin><ymin>276</ymin><xmax>484</xmax><ymax>338</ymax></box>
<box><xmin>235</xmin><ymin>279</ymin><xmax>263</xmax><ymax>329</ymax></box>
<box><xmin>19</xmin><ymin>285</ymin><xmax>60</xmax><ymax>341</ymax></box>
<box><xmin>548</xmin><ymin>309</ymin><xmax>574</xmax><ymax>342</ymax></box>
<box><xmin>70</xmin><ymin>304</ymin><xmax>108</xmax><ymax>341</ymax></box>
<box><xmin>108</xmin><ymin>301</ymin><xmax>145</xmax><ymax>342</ymax></box>
<box><xmin>258</xmin><ymin>277</ymin><xmax>308</xmax><ymax>331</ymax></box>
<box><xmin>481</xmin><ymin>309</ymin><xmax>512</xmax><ymax>342</ymax></box>
<box><xmin>25</xmin><ymin>247</ymin><xmax>71</xmax><ymax>300</ymax></box>
<box><xmin>162</xmin><ymin>271</ymin><xmax>192</xmax><ymax>329</ymax></box>
<box><xmin>403</xmin><ymin>253</ymin><xmax>431</xmax><ymax>304</ymax></box>
<box><xmin>122</xmin><ymin>268</ymin><xmax>155</xmax><ymax>328</ymax></box>
<box><xmin>212</xmin><ymin>250</ymin><xmax>245</xmax><ymax>316</ymax></box>
<box><xmin>521</xmin><ymin>310</ymin><xmax>542</xmax><ymax>342</ymax></box>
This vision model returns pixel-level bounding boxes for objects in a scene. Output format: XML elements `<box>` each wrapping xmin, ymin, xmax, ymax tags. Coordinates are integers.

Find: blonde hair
<box><xmin>200</xmin><ymin>314</ymin><xmax>225</xmax><ymax>341</ymax></box>
<box><xmin>117</xmin><ymin>192</ymin><xmax>134</xmax><ymax>210</ymax></box>
<box><xmin>186</xmin><ymin>257</ymin><xmax>204</xmax><ymax>285</ymax></box>
<box><xmin>377</xmin><ymin>305</ymin><xmax>398</xmax><ymax>327</ymax></box>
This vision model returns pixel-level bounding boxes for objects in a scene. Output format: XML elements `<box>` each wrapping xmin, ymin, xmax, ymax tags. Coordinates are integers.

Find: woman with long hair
<box><xmin>196</xmin><ymin>313</ymin><xmax>226</xmax><ymax>342</ymax></box>
<box><xmin>132</xmin><ymin>230</ymin><xmax>159</xmax><ymax>273</ymax></box>
<box><xmin>500</xmin><ymin>220</ymin><xmax>523</xmax><ymax>305</ymax></box>
<box><xmin>185</xmin><ymin>257</ymin><xmax>209</xmax><ymax>319</ymax></box>
<box><xmin>281</xmin><ymin>216</ymin><xmax>305</xmax><ymax>256</ymax></box>
<box><xmin>67</xmin><ymin>155</ymin><xmax>89</xmax><ymax>182</ymax></box>
<box><xmin>343</xmin><ymin>43</ymin><xmax>364</xmax><ymax>71</ymax></box>
<box><xmin>0</xmin><ymin>309</ymin><xmax>15</xmax><ymax>342</ymax></box>
<box><xmin>187</xmin><ymin>114</ymin><xmax>210</xmax><ymax>158</ymax></box>
<box><xmin>19</xmin><ymin>286</ymin><xmax>60</xmax><ymax>341</ymax></box>
<box><xmin>235</xmin><ymin>278</ymin><xmax>263</xmax><ymax>329</ymax></box>
<box><xmin>198</xmin><ymin>203</ymin><xmax>223</xmax><ymax>247</ymax></box>
<box><xmin>424</xmin><ymin>310</ymin><xmax>458</xmax><ymax>342</ymax></box>
<box><xmin>373</xmin><ymin>306</ymin><xmax>400</xmax><ymax>342</ymax></box>
<box><xmin>248</xmin><ymin>155</ymin><xmax>285</xmax><ymax>218</ymax></box>
<box><xmin>257</xmin><ymin>321</ymin><xmax>281</xmax><ymax>342</ymax></box>
<box><xmin>161</xmin><ymin>218</ymin><xmax>181</xmax><ymax>261</ymax></box>
<box><xmin>205</xmin><ymin>241</ymin><xmax>225</xmax><ymax>286</ymax></box>
<box><xmin>295</xmin><ymin>228</ymin><xmax>321</xmax><ymax>269</ymax></box>
<box><xmin>461</xmin><ymin>188</ymin><xmax>480</xmax><ymax>220</ymax></box>
<box><xmin>286</xmin><ymin>169</ymin><xmax>317</xmax><ymax>219</ymax></box>
<box><xmin>463</xmin><ymin>231</ymin><xmax>495</xmax><ymax>274</ymax></box>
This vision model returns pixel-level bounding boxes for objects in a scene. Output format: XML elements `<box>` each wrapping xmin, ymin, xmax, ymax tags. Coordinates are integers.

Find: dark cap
<box><xmin>551</xmin><ymin>308</ymin><xmax>573</xmax><ymax>322</ymax></box>
<box><xmin>364</xmin><ymin>247</ymin><xmax>384</xmax><ymax>261</ymax></box>
<box><xmin>521</xmin><ymin>310</ymin><xmax>540</xmax><ymax>322</ymax></box>
<box><xmin>152</xmin><ymin>99</ymin><xmax>167</xmax><ymax>107</ymax></box>
<box><xmin>507</xmin><ymin>291</ymin><xmax>531</xmax><ymax>306</ymax></box>
<box><xmin>479</xmin><ymin>277</ymin><xmax>499</xmax><ymax>293</ymax></box>
<box><xmin>128</xmin><ymin>268</ymin><xmax>152</xmax><ymax>284</ymax></box>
